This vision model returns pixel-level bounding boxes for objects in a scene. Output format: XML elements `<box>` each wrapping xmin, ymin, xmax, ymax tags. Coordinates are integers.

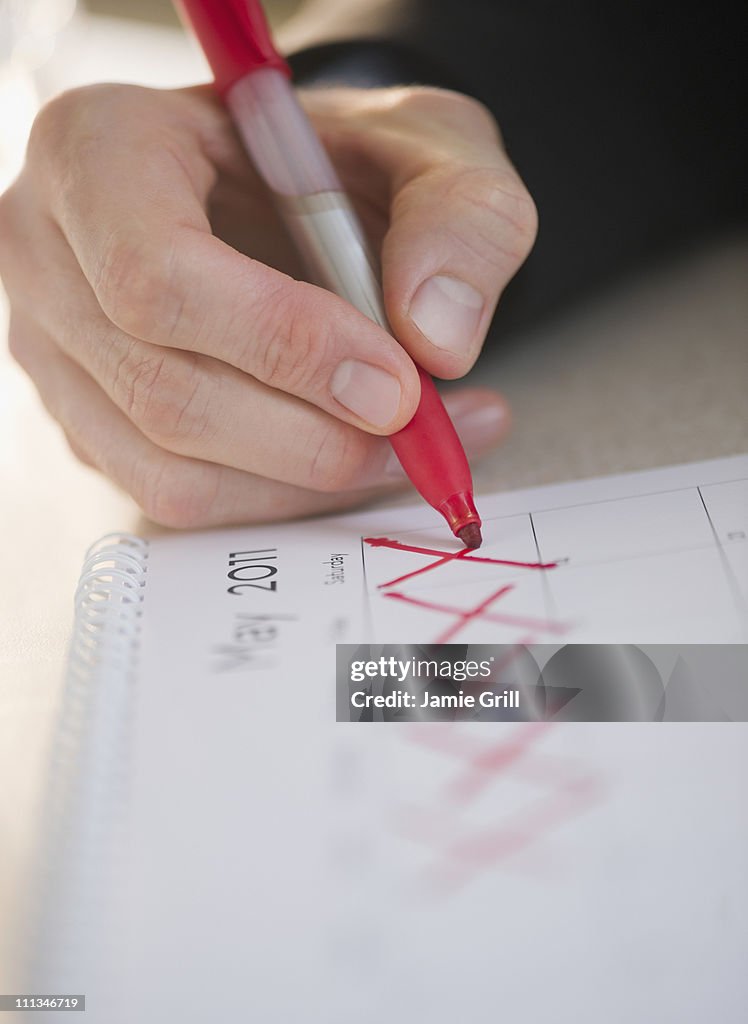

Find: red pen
<box><xmin>176</xmin><ymin>0</ymin><xmax>483</xmax><ymax>548</ymax></box>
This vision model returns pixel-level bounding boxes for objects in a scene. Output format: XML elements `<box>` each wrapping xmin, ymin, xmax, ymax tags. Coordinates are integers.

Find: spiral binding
<box><xmin>26</xmin><ymin>534</ymin><xmax>150</xmax><ymax>998</ymax></box>
<box><xmin>67</xmin><ymin>532</ymin><xmax>150</xmax><ymax>682</ymax></box>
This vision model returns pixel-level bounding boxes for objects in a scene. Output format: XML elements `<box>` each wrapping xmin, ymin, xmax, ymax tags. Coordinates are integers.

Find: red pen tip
<box><xmin>437</xmin><ymin>491</ymin><xmax>482</xmax><ymax>547</ymax></box>
<box><xmin>457</xmin><ymin>523</ymin><xmax>483</xmax><ymax>550</ymax></box>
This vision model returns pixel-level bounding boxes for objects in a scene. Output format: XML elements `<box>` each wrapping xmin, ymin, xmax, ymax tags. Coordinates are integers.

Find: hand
<box><xmin>0</xmin><ymin>83</ymin><xmax>536</xmax><ymax>527</ymax></box>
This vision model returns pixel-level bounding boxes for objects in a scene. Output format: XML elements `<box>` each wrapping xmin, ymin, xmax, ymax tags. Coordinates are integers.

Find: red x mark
<box><xmin>384</xmin><ymin>588</ymin><xmax>569</xmax><ymax>644</ymax></box>
<box><xmin>363</xmin><ymin>536</ymin><xmax>556</xmax><ymax>590</ymax></box>
<box><xmin>406</xmin><ymin>721</ymin><xmax>550</xmax><ymax>802</ymax></box>
<box><xmin>429</xmin><ymin>770</ymin><xmax>601</xmax><ymax>892</ymax></box>
<box><xmin>386</xmin><ymin>585</ymin><xmax>513</xmax><ymax>643</ymax></box>
<box><xmin>394</xmin><ymin>724</ymin><xmax>601</xmax><ymax>894</ymax></box>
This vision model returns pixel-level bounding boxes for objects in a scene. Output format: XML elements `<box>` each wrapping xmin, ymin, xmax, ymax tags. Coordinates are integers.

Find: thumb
<box><xmin>379</xmin><ymin>91</ymin><xmax>538</xmax><ymax>378</ymax></box>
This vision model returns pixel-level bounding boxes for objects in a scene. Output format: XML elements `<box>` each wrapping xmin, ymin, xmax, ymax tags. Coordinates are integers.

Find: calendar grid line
<box><xmin>363</xmin><ymin>538</ymin><xmax>739</xmax><ymax>597</ymax></box>
<box><xmin>360</xmin><ymin>472</ymin><xmax>747</xmax><ymax>643</ymax></box>
<box><xmin>697</xmin><ymin>486</ymin><xmax>748</xmax><ymax>631</ymax></box>
<box><xmin>529</xmin><ymin>511</ymin><xmax>559</xmax><ymax>623</ymax></box>
<box><xmin>381</xmin><ymin>476</ymin><xmax>748</xmax><ymax>540</ymax></box>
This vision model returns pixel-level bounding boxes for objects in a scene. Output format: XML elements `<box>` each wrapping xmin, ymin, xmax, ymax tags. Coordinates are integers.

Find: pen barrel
<box><xmin>277</xmin><ymin>192</ymin><xmax>389</xmax><ymax>328</ymax></box>
<box><xmin>276</xmin><ymin>194</ymin><xmax>478</xmax><ymax>523</ymax></box>
<box><xmin>227</xmin><ymin>68</ymin><xmax>478</xmax><ymax>533</ymax></box>
<box><xmin>389</xmin><ymin>366</ymin><xmax>479</xmax><ymax>528</ymax></box>
<box><xmin>227</xmin><ymin>69</ymin><xmax>341</xmax><ymax>196</ymax></box>
<box><xmin>176</xmin><ymin>0</ymin><xmax>289</xmax><ymax>93</ymax></box>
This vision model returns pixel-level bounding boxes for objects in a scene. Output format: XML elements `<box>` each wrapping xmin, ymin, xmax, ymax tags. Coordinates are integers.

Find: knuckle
<box><xmin>135</xmin><ymin>453</ymin><xmax>219</xmax><ymax>529</ymax></box>
<box><xmin>452</xmin><ymin>92</ymin><xmax>502</xmax><ymax>136</ymax></box>
<box><xmin>444</xmin><ymin>167</ymin><xmax>539</xmax><ymax>264</ymax></box>
<box><xmin>31</xmin><ymin>84</ymin><xmax>144</xmax><ymax>149</ymax></box>
<box><xmin>28</xmin><ymin>84</ymin><xmax>119</xmax><ymax>167</ymax></box>
<box><xmin>304</xmin><ymin>425</ymin><xmax>370</xmax><ymax>492</ymax></box>
<box><xmin>112</xmin><ymin>344</ymin><xmax>168</xmax><ymax>421</ymax></box>
<box><xmin>95</xmin><ymin>230</ymin><xmax>179</xmax><ymax>340</ymax></box>
<box><xmin>393</xmin><ymin>86</ymin><xmax>502</xmax><ymax>141</ymax></box>
<box><xmin>113</xmin><ymin>344</ymin><xmax>211</xmax><ymax>446</ymax></box>
<box><xmin>503</xmin><ymin>183</ymin><xmax>539</xmax><ymax>257</ymax></box>
<box><xmin>255</xmin><ymin>286</ymin><xmax>331</xmax><ymax>394</ymax></box>
<box><xmin>27</xmin><ymin>88</ymin><xmax>84</xmax><ymax>160</ymax></box>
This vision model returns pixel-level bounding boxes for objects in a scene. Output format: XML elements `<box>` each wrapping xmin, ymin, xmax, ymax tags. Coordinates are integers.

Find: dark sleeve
<box><xmin>288</xmin><ymin>38</ymin><xmax>465</xmax><ymax>92</ymax></box>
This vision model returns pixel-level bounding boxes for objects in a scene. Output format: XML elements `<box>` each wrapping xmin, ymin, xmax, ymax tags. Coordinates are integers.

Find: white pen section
<box><xmin>226</xmin><ymin>67</ymin><xmax>340</xmax><ymax>196</ymax></box>
<box><xmin>227</xmin><ymin>68</ymin><xmax>391</xmax><ymax>327</ymax></box>
<box><xmin>279</xmin><ymin>192</ymin><xmax>389</xmax><ymax>326</ymax></box>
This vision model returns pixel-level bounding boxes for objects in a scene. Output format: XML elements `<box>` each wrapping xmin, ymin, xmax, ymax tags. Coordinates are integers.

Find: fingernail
<box><xmin>330</xmin><ymin>359</ymin><xmax>402</xmax><ymax>427</ymax></box>
<box><xmin>409</xmin><ymin>275</ymin><xmax>484</xmax><ymax>355</ymax></box>
<box><xmin>452</xmin><ymin>402</ymin><xmax>506</xmax><ymax>449</ymax></box>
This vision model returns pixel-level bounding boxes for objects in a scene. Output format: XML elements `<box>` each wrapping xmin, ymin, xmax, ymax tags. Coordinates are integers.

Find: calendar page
<box><xmin>135</xmin><ymin>454</ymin><xmax>747</xmax><ymax>673</ymax></box>
<box><xmin>359</xmin><ymin>460</ymin><xmax>747</xmax><ymax>645</ymax></box>
<box><xmin>31</xmin><ymin>455</ymin><xmax>748</xmax><ymax>1024</ymax></box>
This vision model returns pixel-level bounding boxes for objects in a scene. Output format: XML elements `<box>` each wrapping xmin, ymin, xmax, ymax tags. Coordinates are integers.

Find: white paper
<box><xmin>137</xmin><ymin>455</ymin><xmax>747</xmax><ymax>667</ymax></box>
<box><xmin>30</xmin><ymin>457</ymin><xmax>748</xmax><ymax>1023</ymax></box>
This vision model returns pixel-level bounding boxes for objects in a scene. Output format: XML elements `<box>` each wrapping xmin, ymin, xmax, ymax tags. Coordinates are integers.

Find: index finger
<box><xmin>32</xmin><ymin>84</ymin><xmax>420</xmax><ymax>433</ymax></box>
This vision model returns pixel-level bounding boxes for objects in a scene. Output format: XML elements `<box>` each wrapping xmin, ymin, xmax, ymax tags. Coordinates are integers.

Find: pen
<box><xmin>176</xmin><ymin>0</ymin><xmax>483</xmax><ymax>549</ymax></box>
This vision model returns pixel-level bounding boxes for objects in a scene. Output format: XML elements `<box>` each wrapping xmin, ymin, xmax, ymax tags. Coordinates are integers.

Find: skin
<box><xmin>0</xmin><ymin>83</ymin><xmax>537</xmax><ymax>527</ymax></box>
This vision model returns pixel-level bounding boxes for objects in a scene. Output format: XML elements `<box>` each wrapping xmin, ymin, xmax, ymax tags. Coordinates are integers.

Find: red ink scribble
<box><xmin>403</xmin><ymin>721</ymin><xmax>549</xmax><ymax>803</ymax></box>
<box><xmin>363</xmin><ymin>536</ymin><xmax>555</xmax><ymax>590</ymax></box>
<box><xmin>384</xmin><ymin>590</ymin><xmax>568</xmax><ymax>641</ymax></box>
<box><xmin>363</xmin><ymin>533</ymin><xmax>569</xmax><ymax>644</ymax></box>
<box><xmin>361</xmin><ymin>537</ymin><xmax>593</xmax><ymax>895</ymax></box>
<box><xmin>384</xmin><ymin>584</ymin><xmax>515</xmax><ymax>643</ymax></box>
<box><xmin>447</xmin><ymin>722</ymin><xmax>550</xmax><ymax>801</ymax></box>
<box><xmin>392</xmin><ymin>725</ymin><xmax>549</xmax><ymax>844</ymax></box>
<box><xmin>392</xmin><ymin>724</ymin><xmax>602</xmax><ymax>896</ymax></box>
<box><xmin>429</xmin><ymin>772</ymin><xmax>601</xmax><ymax>893</ymax></box>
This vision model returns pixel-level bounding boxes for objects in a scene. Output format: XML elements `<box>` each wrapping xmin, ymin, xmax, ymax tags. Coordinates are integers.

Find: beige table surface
<box><xmin>1</xmin><ymin>9</ymin><xmax>746</xmax><ymax>991</ymax></box>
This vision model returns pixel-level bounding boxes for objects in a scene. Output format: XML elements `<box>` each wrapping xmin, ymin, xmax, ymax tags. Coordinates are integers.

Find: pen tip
<box><xmin>457</xmin><ymin>523</ymin><xmax>483</xmax><ymax>550</ymax></box>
